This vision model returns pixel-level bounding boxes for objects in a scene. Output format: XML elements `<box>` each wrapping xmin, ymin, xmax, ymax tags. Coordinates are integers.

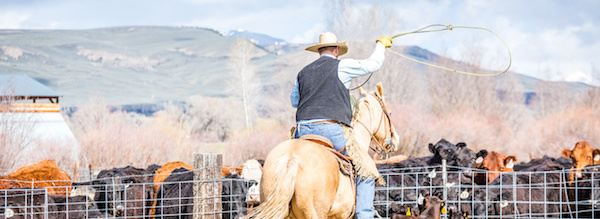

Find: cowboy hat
<box><xmin>305</xmin><ymin>32</ymin><xmax>348</xmax><ymax>56</ymax></box>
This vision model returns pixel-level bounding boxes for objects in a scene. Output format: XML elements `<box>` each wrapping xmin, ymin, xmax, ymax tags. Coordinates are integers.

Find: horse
<box><xmin>248</xmin><ymin>83</ymin><xmax>399</xmax><ymax>218</ymax></box>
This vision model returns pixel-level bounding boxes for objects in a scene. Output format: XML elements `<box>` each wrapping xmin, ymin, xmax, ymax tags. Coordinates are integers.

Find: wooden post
<box><xmin>193</xmin><ymin>153</ymin><xmax>222</xmax><ymax>219</ymax></box>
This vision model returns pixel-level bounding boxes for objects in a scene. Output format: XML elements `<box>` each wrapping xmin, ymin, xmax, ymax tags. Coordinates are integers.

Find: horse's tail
<box><xmin>246</xmin><ymin>154</ymin><xmax>298</xmax><ymax>219</ymax></box>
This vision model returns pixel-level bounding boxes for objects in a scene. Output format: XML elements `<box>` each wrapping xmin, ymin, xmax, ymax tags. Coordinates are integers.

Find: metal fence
<box><xmin>375</xmin><ymin>162</ymin><xmax>600</xmax><ymax>219</ymax></box>
<box><xmin>0</xmin><ymin>175</ymin><xmax>255</xmax><ymax>219</ymax></box>
<box><xmin>2</xmin><ymin>159</ymin><xmax>600</xmax><ymax>218</ymax></box>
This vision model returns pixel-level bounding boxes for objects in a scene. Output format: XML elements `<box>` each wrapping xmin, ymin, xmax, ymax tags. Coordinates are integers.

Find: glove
<box><xmin>376</xmin><ymin>36</ymin><xmax>393</xmax><ymax>48</ymax></box>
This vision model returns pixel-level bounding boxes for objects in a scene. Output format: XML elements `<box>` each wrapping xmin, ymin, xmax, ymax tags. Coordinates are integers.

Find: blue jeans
<box><xmin>295</xmin><ymin>122</ymin><xmax>375</xmax><ymax>219</ymax></box>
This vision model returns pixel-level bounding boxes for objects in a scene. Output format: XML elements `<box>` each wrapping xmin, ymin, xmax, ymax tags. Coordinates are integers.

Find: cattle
<box><xmin>0</xmin><ymin>188</ymin><xmax>107</xmax><ymax>218</ymax></box>
<box><xmin>388</xmin><ymin>202</ymin><xmax>419</xmax><ymax>217</ymax></box>
<box><xmin>375</xmin><ymin>157</ymin><xmax>430</xmax><ymax>217</ymax></box>
<box><xmin>153</xmin><ymin>168</ymin><xmax>194</xmax><ymax>218</ymax></box>
<box><xmin>569</xmin><ymin>164</ymin><xmax>600</xmax><ymax>218</ymax></box>
<box><xmin>0</xmin><ymin>160</ymin><xmax>72</xmax><ymax>196</ymax></box>
<box><xmin>562</xmin><ymin>141</ymin><xmax>600</xmax><ymax>180</ymax></box>
<box><xmin>375</xmin><ymin>139</ymin><xmax>477</xmax><ymax>217</ymax></box>
<box><xmin>91</xmin><ymin>165</ymin><xmax>154</xmax><ymax>218</ymax></box>
<box><xmin>390</xmin><ymin>196</ymin><xmax>442</xmax><ymax>219</ymax></box>
<box><xmin>153</xmin><ymin>167</ymin><xmax>256</xmax><ymax>219</ymax></box>
<box><xmin>149</xmin><ymin>161</ymin><xmax>193</xmax><ymax>216</ymax></box>
<box><xmin>458</xmin><ymin>166</ymin><xmax>570</xmax><ymax>218</ymax></box>
<box><xmin>239</xmin><ymin>159</ymin><xmax>262</xmax><ymax>205</ymax></box>
<box><xmin>473</xmin><ymin>150</ymin><xmax>517</xmax><ymax>185</ymax></box>
<box><xmin>513</xmin><ymin>156</ymin><xmax>572</xmax><ymax>171</ymax></box>
<box><xmin>427</xmin><ymin>139</ymin><xmax>477</xmax><ymax>171</ymax></box>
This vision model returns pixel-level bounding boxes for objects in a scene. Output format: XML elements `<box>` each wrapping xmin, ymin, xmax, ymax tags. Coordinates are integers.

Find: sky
<box><xmin>1</xmin><ymin>0</ymin><xmax>599</xmax><ymax>85</ymax></box>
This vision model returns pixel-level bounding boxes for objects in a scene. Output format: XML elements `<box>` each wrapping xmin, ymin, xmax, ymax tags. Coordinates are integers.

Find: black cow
<box><xmin>513</xmin><ymin>156</ymin><xmax>572</xmax><ymax>171</ymax></box>
<box><xmin>92</xmin><ymin>166</ymin><xmax>154</xmax><ymax>218</ymax></box>
<box><xmin>571</xmin><ymin>164</ymin><xmax>600</xmax><ymax>218</ymax></box>
<box><xmin>375</xmin><ymin>157</ymin><xmax>431</xmax><ymax>217</ymax></box>
<box><xmin>428</xmin><ymin>139</ymin><xmax>477</xmax><ymax>170</ymax></box>
<box><xmin>153</xmin><ymin>168</ymin><xmax>254</xmax><ymax>219</ymax></box>
<box><xmin>458</xmin><ymin>169</ymin><xmax>570</xmax><ymax>218</ymax></box>
<box><xmin>153</xmin><ymin>168</ymin><xmax>194</xmax><ymax>218</ymax></box>
<box><xmin>375</xmin><ymin>139</ymin><xmax>478</xmax><ymax>217</ymax></box>
<box><xmin>0</xmin><ymin>188</ymin><xmax>107</xmax><ymax>218</ymax></box>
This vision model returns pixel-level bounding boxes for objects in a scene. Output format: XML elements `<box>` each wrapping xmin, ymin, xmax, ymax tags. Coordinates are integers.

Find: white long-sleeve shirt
<box><xmin>290</xmin><ymin>42</ymin><xmax>386</xmax><ymax>109</ymax></box>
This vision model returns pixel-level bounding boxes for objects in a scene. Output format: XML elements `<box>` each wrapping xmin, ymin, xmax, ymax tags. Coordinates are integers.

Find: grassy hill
<box><xmin>0</xmin><ymin>26</ymin><xmax>279</xmax><ymax>108</ymax></box>
<box><xmin>0</xmin><ymin>26</ymin><xmax>591</xmax><ymax>112</ymax></box>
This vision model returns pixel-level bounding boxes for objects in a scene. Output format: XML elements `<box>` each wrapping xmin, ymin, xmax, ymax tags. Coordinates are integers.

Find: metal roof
<box><xmin>0</xmin><ymin>74</ymin><xmax>61</xmax><ymax>98</ymax></box>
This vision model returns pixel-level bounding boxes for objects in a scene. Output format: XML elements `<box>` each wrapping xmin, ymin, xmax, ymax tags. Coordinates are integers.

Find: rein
<box><xmin>354</xmin><ymin>93</ymin><xmax>395</xmax><ymax>155</ymax></box>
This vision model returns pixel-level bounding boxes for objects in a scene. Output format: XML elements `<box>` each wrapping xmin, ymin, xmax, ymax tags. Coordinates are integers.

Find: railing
<box><xmin>0</xmin><ymin>103</ymin><xmax>60</xmax><ymax>113</ymax></box>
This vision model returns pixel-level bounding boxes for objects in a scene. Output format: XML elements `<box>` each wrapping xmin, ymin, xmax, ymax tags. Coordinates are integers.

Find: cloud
<box><xmin>0</xmin><ymin>11</ymin><xmax>30</xmax><ymax>29</ymax></box>
<box><xmin>290</xmin><ymin>23</ymin><xmax>326</xmax><ymax>44</ymax></box>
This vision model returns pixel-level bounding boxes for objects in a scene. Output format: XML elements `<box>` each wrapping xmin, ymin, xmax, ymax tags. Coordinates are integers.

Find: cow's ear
<box><xmin>456</xmin><ymin>142</ymin><xmax>467</xmax><ymax>148</ymax></box>
<box><xmin>561</xmin><ymin>149</ymin><xmax>572</xmax><ymax>158</ymax></box>
<box><xmin>593</xmin><ymin>149</ymin><xmax>600</xmax><ymax>162</ymax></box>
<box><xmin>476</xmin><ymin>150</ymin><xmax>488</xmax><ymax>158</ymax></box>
<box><xmin>504</xmin><ymin>156</ymin><xmax>517</xmax><ymax>169</ymax></box>
<box><xmin>429</xmin><ymin>143</ymin><xmax>437</xmax><ymax>154</ymax></box>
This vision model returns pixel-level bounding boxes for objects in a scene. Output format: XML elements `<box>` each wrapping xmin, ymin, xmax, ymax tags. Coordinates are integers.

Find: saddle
<box><xmin>298</xmin><ymin>134</ymin><xmax>354</xmax><ymax>177</ymax></box>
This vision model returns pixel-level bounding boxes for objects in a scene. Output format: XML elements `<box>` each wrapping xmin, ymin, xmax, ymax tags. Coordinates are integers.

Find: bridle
<box><xmin>354</xmin><ymin>93</ymin><xmax>395</xmax><ymax>156</ymax></box>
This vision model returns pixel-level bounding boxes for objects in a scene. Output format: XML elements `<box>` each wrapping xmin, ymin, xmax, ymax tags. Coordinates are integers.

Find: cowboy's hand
<box><xmin>376</xmin><ymin>36</ymin><xmax>393</xmax><ymax>48</ymax></box>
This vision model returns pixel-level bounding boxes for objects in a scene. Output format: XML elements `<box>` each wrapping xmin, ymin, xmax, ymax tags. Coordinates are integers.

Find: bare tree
<box><xmin>0</xmin><ymin>100</ymin><xmax>37</xmax><ymax>170</ymax></box>
<box><xmin>229</xmin><ymin>38</ymin><xmax>261</xmax><ymax>131</ymax></box>
<box><xmin>185</xmin><ymin>95</ymin><xmax>241</xmax><ymax>142</ymax></box>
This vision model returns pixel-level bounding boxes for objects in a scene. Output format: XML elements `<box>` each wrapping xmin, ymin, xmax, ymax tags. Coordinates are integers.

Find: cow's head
<box><xmin>455</xmin><ymin>142</ymin><xmax>476</xmax><ymax>169</ymax></box>
<box><xmin>475</xmin><ymin>151</ymin><xmax>516</xmax><ymax>184</ymax></box>
<box><xmin>429</xmin><ymin>139</ymin><xmax>458</xmax><ymax>163</ymax></box>
<box><xmin>93</xmin><ymin>166</ymin><xmax>148</xmax><ymax>217</ymax></box>
<box><xmin>562</xmin><ymin>141</ymin><xmax>600</xmax><ymax>179</ymax></box>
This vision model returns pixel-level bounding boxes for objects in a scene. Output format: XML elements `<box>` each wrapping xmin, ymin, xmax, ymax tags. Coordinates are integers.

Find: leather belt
<box><xmin>312</xmin><ymin>120</ymin><xmax>339</xmax><ymax>124</ymax></box>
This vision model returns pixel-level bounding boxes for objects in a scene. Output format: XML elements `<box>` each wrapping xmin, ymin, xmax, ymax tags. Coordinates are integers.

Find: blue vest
<box><xmin>296</xmin><ymin>56</ymin><xmax>352</xmax><ymax>126</ymax></box>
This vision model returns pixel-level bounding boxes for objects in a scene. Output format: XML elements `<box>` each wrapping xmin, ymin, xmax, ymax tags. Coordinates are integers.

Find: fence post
<box><xmin>193</xmin><ymin>153</ymin><xmax>223</xmax><ymax>219</ymax></box>
<box><xmin>442</xmin><ymin>159</ymin><xmax>447</xmax><ymax>219</ymax></box>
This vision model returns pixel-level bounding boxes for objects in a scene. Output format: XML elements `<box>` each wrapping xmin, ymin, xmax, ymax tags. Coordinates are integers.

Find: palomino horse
<box><xmin>248</xmin><ymin>83</ymin><xmax>399</xmax><ymax>218</ymax></box>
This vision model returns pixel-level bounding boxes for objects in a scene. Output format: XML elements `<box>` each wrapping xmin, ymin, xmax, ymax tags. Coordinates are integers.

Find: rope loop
<box><xmin>388</xmin><ymin>24</ymin><xmax>512</xmax><ymax>77</ymax></box>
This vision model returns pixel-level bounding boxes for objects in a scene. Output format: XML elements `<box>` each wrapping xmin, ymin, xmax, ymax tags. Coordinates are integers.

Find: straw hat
<box><xmin>305</xmin><ymin>32</ymin><xmax>348</xmax><ymax>56</ymax></box>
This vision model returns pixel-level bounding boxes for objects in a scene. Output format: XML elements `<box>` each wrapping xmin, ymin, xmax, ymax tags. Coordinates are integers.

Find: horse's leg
<box><xmin>328</xmin><ymin>172</ymin><xmax>355</xmax><ymax>219</ymax></box>
<box><xmin>290</xmin><ymin>145</ymin><xmax>340</xmax><ymax>219</ymax></box>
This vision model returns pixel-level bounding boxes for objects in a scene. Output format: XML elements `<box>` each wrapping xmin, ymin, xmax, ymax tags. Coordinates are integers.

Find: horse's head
<box><xmin>355</xmin><ymin>82</ymin><xmax>399</xmax><ymax>153</ymax></box>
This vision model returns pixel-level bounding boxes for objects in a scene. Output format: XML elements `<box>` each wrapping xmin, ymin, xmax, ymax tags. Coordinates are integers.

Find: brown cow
<box><xmin>222</xmin><ymin>165</ymin><xmax>244</xmax><ymax>177</ymax></box>
<box><xmin>0</xmin><ymin>160</ymin><xmax>71</xmax><ymax>196</ymax></box>
<box><xmin>149</xmin><ymin>161</ymin><xmax>192</xmax><ymax>216</ymax></box>
<box><xmin>562</xmin><ymin>141</ymin><xmax>600</xmax><ymax>180</ymax></box>
<box><xmin>474</xmin><ymin>150</ymin><xmax>517</xmax><ymax>185</ymax></box>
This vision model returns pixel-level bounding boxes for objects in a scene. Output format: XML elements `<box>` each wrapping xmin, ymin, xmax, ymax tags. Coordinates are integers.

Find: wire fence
<box><xmin>1</xmin><ymin>159</ymin><xmax>600</xmax><ymax>218</ymax></box>
<box><xmin>375</xmin><ymin>163</ymin><xmax>600</xmax><ymax>219</ymax></box>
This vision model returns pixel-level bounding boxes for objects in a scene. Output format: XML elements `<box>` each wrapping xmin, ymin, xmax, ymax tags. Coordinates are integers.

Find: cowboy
<box><xmin>290</xmin><ymin>32</ymin><xmax>392</xmax><ymax>218</ymax></box>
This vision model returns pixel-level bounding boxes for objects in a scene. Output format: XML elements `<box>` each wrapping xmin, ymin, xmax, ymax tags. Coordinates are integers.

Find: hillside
<box><xmin>0</xmin><ymin>26</ymin><xmax>592</xmax><ymax>111</ymax></box>
<box><xmin>0</xmin><ymin>26</ymin><xmax>279</xmax><ymax>108</ymax></box>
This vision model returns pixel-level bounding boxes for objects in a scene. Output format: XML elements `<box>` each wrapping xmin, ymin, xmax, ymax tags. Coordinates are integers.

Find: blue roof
<box><xmin>0</xmin><ymin>74</ymin><xmax>61</xmax><ymax>98</ymax></box>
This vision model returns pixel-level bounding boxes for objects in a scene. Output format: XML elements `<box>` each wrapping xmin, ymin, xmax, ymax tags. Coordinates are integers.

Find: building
<box><xmin>0</xmin><ymin>73</ymin><xmax>82</xmax><ymax>172</ymax></box>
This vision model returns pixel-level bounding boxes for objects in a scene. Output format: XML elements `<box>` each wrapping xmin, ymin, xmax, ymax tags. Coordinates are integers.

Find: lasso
<box><xmin>350</xmin><ymin>24</ymin><xmax>512</xmax><ymax>91</ymax></box>
<box><xmin>388</xmin><ymin>24</ymin><xmax>512</xmax><ymax>77</ymax></box>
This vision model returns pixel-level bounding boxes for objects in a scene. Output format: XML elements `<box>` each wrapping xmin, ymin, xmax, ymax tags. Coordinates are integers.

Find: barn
<box><xmin>0</xmin><ymin>73</ymin><xmax>83</xmax><ymax>172</ymax></box>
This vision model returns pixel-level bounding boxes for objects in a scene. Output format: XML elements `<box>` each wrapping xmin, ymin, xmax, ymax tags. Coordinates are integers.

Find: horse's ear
<box><xmin>359</xmin><ymin>87</ymin><xmax>367</xmax><ymax>97</ymax></box>
<box><xmin>376</xmin><ymin>82</ymin><xmax>384</xmax><ymax>97</ymax></box>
